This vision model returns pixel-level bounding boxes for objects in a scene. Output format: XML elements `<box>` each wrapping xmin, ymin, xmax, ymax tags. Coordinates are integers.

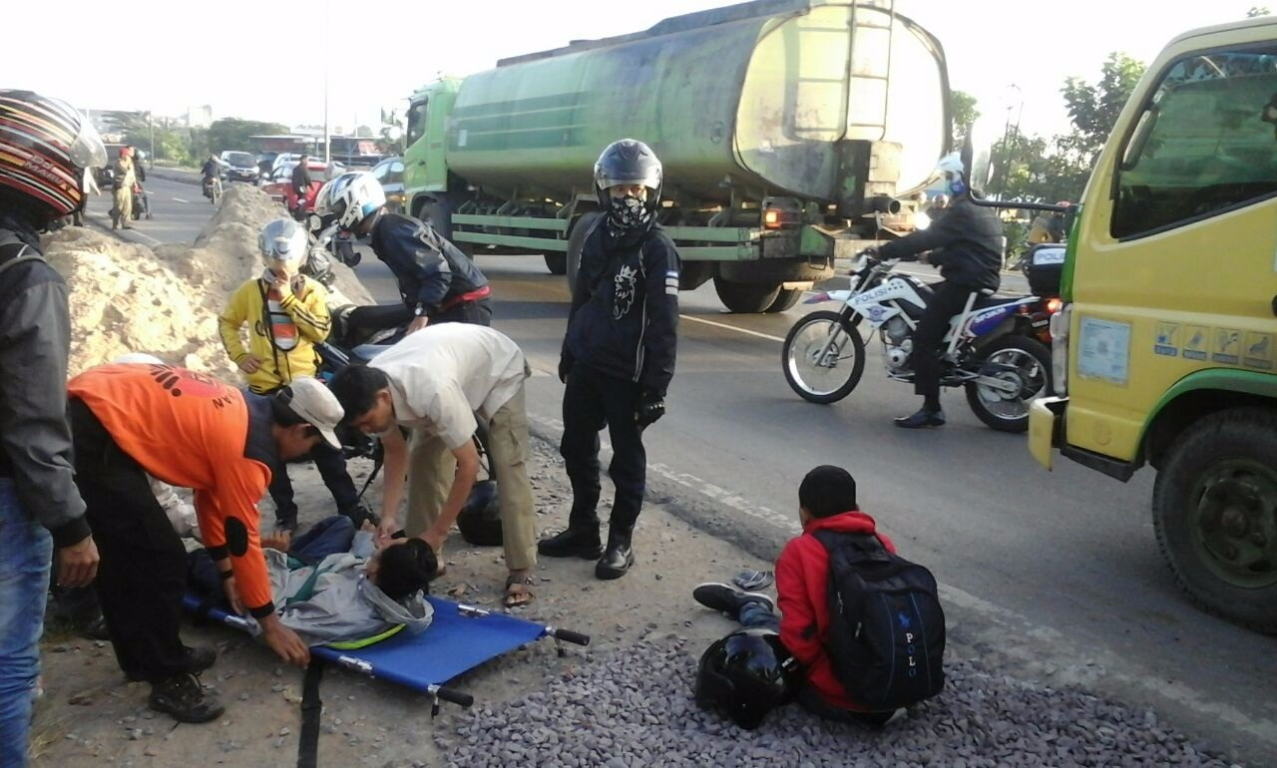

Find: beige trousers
<box><xmin>112</xmin><ymin>186</ymin><xmax>132</xmax><ymax>225</ymax></box>
<box><xmin>405</xmin><ymin>384</ymin><xmax>537</xmax><ymax>571</ymax></box>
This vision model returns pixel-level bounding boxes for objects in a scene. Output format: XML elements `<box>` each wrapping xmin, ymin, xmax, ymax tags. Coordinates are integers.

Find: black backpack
<box><xmin>812</xmin><ymin>530</ymin><xmax>946</xmax><ymax>710</ymax></box>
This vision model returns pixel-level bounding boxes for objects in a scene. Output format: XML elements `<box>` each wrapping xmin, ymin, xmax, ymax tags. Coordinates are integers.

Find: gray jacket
<box><xmin>0</xmin><ymin>224</ymin><xmax>89</xmax><ymax>547</ymax></box>
<box><xmin>251</xmin><ymin>531</ymin><xmax>434</xmax><ymax>646</ymax></box>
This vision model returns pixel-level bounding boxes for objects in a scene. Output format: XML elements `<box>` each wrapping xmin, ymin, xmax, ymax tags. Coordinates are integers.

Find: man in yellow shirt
<box><xmin>219</xmin><ymin>218</ymin><xmax>363</xmax><ymax>532</ymax></box>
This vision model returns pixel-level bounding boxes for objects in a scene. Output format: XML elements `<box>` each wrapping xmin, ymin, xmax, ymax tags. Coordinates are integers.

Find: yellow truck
<box><xmin>1028</xmin><ymin>17</ymin><xmax>1277</xmax><ymax>632</ymax></box>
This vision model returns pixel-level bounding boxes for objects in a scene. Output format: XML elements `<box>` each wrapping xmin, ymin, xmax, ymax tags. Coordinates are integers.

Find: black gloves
<box><xmin>635</xmin><ymin>389</ymin><xmax>666</xmax><ymax>429</ymax></box>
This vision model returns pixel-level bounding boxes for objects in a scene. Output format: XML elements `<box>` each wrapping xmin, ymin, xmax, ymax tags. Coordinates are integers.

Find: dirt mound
<box><xmin>42</xmin><ymin>185</ymin><xmax>372</xmax><ymax>377</ymax></box>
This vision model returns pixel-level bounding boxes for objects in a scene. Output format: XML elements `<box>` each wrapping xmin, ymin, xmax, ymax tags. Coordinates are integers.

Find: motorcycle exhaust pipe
<box><xmin>867</xmin><ymin>196</ymin><xmax>902</xmax><ymax>215</ymax></box>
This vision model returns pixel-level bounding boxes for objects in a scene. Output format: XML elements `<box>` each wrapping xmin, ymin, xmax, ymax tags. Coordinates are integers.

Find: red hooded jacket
<box><xmin>775</xmin><ymin>509</ymin><xmax>896</xmax><ymax>711</ymax></box>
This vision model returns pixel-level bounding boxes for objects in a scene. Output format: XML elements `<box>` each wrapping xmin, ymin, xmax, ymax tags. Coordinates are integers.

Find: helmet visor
<box><xmin>68</xmin><ymin>114</ymin><xmax>107</xmax><ymax>169</ymax></box>
<box><xmin>597</xmin><ymin>166</ymin><xmax>661</xmax><ymax>192</ymax></box>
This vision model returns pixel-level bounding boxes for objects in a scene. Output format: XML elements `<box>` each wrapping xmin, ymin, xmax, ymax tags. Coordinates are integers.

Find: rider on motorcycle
<box><xmin>873</xmin><ymin>152</ymin><xmax>1003</xmax><ymax>429</ymax></box>
<box><xmin>328</xmin><ymin>172</ymin><xmax>491</xmax><ymax>332</ymax></box>
<box><xmin>201</xmin><ymin>154</ymin><xmax>220</xmax><ymax>197</ymax></box>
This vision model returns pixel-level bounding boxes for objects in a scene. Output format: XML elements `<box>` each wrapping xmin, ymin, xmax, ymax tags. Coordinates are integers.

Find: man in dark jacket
<box><xmin>0</xmin><ymin>90</ymin><xmax>102</xmax><ymax>767</ymax></box>
<box><xmin>332</xmin><ymin>172</ymin><xmax>491</xmax><ymax>331</ymax></box>
<box><xmin>877</xmin><ymin>153</ymin><xmax>1003</xmax><ymax>429</ymax></box>
<box><xmin>537</xmin><ymin>139</ymin><xmax>680</xmax><ymax>580</ymax></box>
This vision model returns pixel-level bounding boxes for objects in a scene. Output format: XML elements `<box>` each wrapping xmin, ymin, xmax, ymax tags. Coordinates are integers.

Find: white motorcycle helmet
<box><xmin>259</xmin><ymin>217</ymin><xmax>309</xmax><ymax>266</ymax></box>
<box><xmin>329</xmin><ymin>171</ymin><xmax>385</xmax><ymax>232</ymax></box>
<box><xmin>934</xmin><ymin>152</ymin><xmax>968</xmax><ymax>197</ymax></box>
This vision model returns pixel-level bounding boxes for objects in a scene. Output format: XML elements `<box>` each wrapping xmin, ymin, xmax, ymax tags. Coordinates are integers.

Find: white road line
<box><xmin>172</xmin><ymin>197</ymin><xmax>190</xmax><ymax>203</ymax></box>
<box><xmin>680</xmin><ymin>314</ymin><xmax>787</xmax><ymax>343</ymax></box>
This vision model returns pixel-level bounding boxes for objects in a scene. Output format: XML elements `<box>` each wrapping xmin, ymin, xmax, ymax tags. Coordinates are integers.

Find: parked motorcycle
<box><xmin>781</xmin><ymin>252</ymin><xmax>1056</xmax><ymax>432</ymax></box>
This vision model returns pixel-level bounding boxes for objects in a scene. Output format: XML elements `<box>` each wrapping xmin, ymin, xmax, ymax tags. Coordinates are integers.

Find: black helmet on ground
<box><xmin>457</xmin><ymin>479</ymin><xmax>502</xmax><ymax>547</ymax></box>
<box><xmin>694</xmin><ymin>628</ymin><xmax>800</xmax><ymax>730</ymax></box>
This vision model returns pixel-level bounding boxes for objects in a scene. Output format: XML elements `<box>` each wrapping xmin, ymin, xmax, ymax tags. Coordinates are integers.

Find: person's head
<box><xmin>299</xmin><ymin>154</ymin><xmax>309</xmax><ymax>165</ymax></box>
<box><xmin>269</xmin><ymin>377</ymin><xmax>345</xmax><ymax>460</ymax></box>
<box><xmin>329</xmin><ymin>364</ymin><xmax>395</xmax><ymax>435</ymax></box>
<box><xmin>328</xmin><ymin>171</ymin><xmax>385</xmax><ymax>235</ymax></box>
<box><xmin>798</xmin><ymin>465</ymin><xmax>858</xmax><ymax>524</ymax></box>
<box><xmin>594</xmin><ymin>138</ymin><xmax>662</xmax><ymax>236</ymax></box>
<box><xmin>0</xmin><ymin>90</ymin><xmax>107</xmax><ymax>229</ymax></box>
<box><xmin>259</xmin><ymin>217</ymin><xmax>308</xmax><ymax>278</ymax></box>
<box><xmin>366</xmin><ymin>538</ymin><xmax>438</xmax><ymax>599</ymax></box>
<box><xmin>934</xmin><ymin>152</ymin><xmax>968</xmax><ymax>199</ymax></box>
<box><xmin>930</xmin><ymin>193</ymin><xmax>950</xmax><ymax>210</ymax></box>
<box><xmin>694</xmin><ymin>629</ymin><xmax>800</xmax><ymax>730</ymax></box>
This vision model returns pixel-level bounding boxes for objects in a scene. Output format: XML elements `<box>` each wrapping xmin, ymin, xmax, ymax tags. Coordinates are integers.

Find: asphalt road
<box><xmin>90</xmin><ymin>175</ymin><xmax>1275</xmax><ymax>765</ymax></box>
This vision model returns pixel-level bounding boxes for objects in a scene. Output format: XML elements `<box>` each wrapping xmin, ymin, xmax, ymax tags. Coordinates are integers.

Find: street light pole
<box><xmin>322</xmin><ymin>0</ymin><xmax>331</xmax><ymax>163</ymax></box>
<box><xmin>148</xmin><ymin>111</ymin><xmax>154</xmax><ymax>163</ymax></box>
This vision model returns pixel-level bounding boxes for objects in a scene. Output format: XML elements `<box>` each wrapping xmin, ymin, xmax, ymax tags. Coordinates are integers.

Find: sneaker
<box><xmin>148</xmin><ymin>673</ymin><xmax>224</xmax><ymax>724</ymax></box>
<box><xmin>692</xmin><ymin>582</ymin><xmax>775</xmax><ymax>619</ymax></box>
<box><xmin>732</xmin><ymin>570</ymin><xmax>775</xmax><ymax>591</ymax></box>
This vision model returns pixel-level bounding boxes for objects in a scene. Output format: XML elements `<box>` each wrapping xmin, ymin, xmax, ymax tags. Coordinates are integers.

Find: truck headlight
<box><xmin>1050</xmin><ymin>303</ymin><xmax>1070</xmax><ymax>395</ymax></box>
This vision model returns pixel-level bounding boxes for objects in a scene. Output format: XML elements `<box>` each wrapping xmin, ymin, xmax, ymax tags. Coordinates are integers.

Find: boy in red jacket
<box><xmin>693</xmin><ymin>465</ymin><xmax>897</xmax><ymax>726</ymax></box>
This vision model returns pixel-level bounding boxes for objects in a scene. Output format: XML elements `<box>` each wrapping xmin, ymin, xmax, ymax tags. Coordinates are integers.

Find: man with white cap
<box><xmin>65</xmin><ymin>364</ymin><xmax>345</xmax><ymax>723</ymax></box>
<box><xmin>220</xmin><ymin>217</ymin><xmax>367</xmax><ymax>533</ymax></box>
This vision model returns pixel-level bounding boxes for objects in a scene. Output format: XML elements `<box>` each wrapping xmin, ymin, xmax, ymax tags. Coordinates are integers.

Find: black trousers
<box><xmin>268</xmin><ymin>442</ymin><xmax>360</xmax><ymax>524</ymax></box>
<box><xmin>913</xmin><ymin>281</ymin><xmax>976</xmax><ymax>409</ymax></box>
<box><xmin>560</xmin><ymin>366</ymin><xmax>646</xmax><ymax>532</ymax></box>
<box><xmin>68</xmin><ymin>398</ymin><xmax>189</xmax><ymax>684</ymax></box>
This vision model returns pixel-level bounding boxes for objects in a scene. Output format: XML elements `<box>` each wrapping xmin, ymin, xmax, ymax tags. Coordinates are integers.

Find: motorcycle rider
<box><xmin>201</xmin><ymin>153</ymin><xmax>220</xmax><ymax>199</ymax></box>
<box><xmin>0</xmin><ymin>89</ymin><xmax>104</xmax><ymax>766</ymax></box>
<box><xmin>875</xmin><ymin>152</ymin><xmax>1003</xmax><ymax>429</ymax></box>
<box><xmin>329</xmin><ymin>172</ymin><xmax>491</xmax><ymax>332</ymax></box>
<box><xmin>536</xmin><ymin>139</ymin><xmax>680</xmax><ymax>580</ymax></box>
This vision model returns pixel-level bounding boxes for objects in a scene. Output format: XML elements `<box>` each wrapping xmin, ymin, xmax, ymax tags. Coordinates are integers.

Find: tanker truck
<box><xmin>401</xmin><ymin>0</ymin><xmax>951</xmax><ymax>313</ymax></box>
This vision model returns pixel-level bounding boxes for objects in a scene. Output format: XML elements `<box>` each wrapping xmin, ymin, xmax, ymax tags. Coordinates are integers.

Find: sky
<box><xmin>6</xmin><ymin>0</ymin><xmax>1266</xmax><ymax>140</ymax></box>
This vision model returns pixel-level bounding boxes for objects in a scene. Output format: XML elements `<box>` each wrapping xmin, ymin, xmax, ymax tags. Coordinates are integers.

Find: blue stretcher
<box><xmin>181</xmin><ymin>594</ymin><xmax>590</xmax><ymax>709</ymax></box>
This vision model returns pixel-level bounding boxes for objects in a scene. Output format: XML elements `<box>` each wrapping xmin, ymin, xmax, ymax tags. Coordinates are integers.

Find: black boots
<box><xmin>538</xmin><ymin>525</ymin><xmax>604</xmax><ymax>559</ymax></box>
<box><xmin>149</xmin><ymin>673</ymin><xmax>224</xmax><ymax>724</ymax></box>
<box><xmin>595</xmin><ymin>526</ymin><xmax>635</xmax><ymax>580</ymax></box>
<box><xmin>894</xmin><ymin>407</ymin><xmax>946</xmax><ymax>429</ymax></box>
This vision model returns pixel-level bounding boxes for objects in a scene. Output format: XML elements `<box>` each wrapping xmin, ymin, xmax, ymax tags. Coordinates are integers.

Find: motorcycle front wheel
<box><xmin>782</xmin><ymin>310</ymin><xmax>866</xmax><ymax>404</ymax></box>
<box><xmin>964</xmin><ymin>335</ymin><xmax>1052</xmax><ymax>432</ymax></box>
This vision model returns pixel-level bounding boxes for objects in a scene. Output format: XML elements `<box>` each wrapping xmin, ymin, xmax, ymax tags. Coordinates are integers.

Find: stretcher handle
<box><xmin>430</xmin><ymin>685</ymin><xmax>474</xmax><ymax>707</ymax></box>
<box><xmin>552</xmin><ymin>628</ymin><xmax>590</xmax><ymax>646</ymax></box>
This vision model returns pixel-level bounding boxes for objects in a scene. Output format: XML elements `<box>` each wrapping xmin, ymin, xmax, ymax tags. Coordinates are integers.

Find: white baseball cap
<box><xmin>280</xmin><ymin>377</ymin><xmax>344</xmax><ymax>449</ymax></box>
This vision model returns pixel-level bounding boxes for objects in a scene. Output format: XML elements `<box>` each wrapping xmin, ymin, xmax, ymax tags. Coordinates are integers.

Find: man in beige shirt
<box><xmin>110</xmin><ymin>147</ymin><xmax>135</xmax><ymax>230</ymax></box>
<box><xmin>330</xmin><ymin>323</ymin><xmax>537</xmax><ymax>607</ymax></box>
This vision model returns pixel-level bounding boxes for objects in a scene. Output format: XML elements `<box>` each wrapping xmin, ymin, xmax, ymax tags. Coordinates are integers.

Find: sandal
<box><xmin>504</xmin><ymin>574</ymin><xmax>535</xmax><ymax>609</ymax></box>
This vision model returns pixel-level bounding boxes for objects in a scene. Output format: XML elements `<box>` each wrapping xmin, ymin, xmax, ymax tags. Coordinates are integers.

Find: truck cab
<box><xmin>1028</xmin><ymin>17</ymin><xmax>1277</xmax><ymax>632</ymax></box>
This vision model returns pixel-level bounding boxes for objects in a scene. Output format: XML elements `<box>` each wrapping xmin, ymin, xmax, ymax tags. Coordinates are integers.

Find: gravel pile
<box><xmin>437</xmin><ymin>638</ymin><xmax>1244</xmax><ymax>768</ymax></box>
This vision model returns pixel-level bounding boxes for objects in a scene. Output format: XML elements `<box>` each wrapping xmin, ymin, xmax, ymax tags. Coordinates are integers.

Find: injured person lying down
<box><xmin>190</xmin><ymin>516</ymin><xmax>437</xmax><ymax>646</ymax></box>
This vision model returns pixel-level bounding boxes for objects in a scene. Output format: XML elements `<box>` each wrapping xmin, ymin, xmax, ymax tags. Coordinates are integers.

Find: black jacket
<box><xmin>292</xmin><ymin>162</ymin><xmax>311</xmax><ymax>194</ymax></box>
<box><xmin>0</xmin><ymin>221</ymin><xmax>90</xmax><ymax>548</ymax></box>
<box><xmin>368</xmin><ymin>212</ymin><xmax>489</xmax><ymax>318</ymax></box>
<box><xmin>202</xmin><ymin>159</ymin><xmax>220</xmax><ymax>179</ymax></box>
<box><xmin>563</xmin><ymin>220</ymin><xmax>680</xmax><ymax>394</ymax></box>
<box><xmin>879</xmin><ymin>197</ymin><xmax>1003</xmax><ymax>292</ymax></box>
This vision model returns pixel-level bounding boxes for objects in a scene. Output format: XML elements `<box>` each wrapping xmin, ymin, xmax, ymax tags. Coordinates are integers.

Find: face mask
<box><xmin>945</xmin><ymin>175</ymin><xmax>966</xmax><ymax>197</ymax></box>
<box><xmin>606</xmin><ymin>194</ymin><xmax>652</xmax><ymax>236</ymax></box>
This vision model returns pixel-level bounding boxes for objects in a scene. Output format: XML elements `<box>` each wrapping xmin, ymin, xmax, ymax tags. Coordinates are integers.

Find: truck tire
<box><xmin>544</xmin><ymin>252</ymin><xmax>568</xmax><ymax>275</ymax></box>
<box><xmin>765</xmin><ymin>288</ymin><xmax>803</xmax><ymax>313</ymax></box>
<box><xmin>714</xmin><ymin>276</ymin><xmax>781</xmax><ymax>314</ymax></box>
<box><xmin>1152</xmin><ymin>407</ymin><xmax>1277</xmax><ymax>633</ymax></box>
<box><xmin>565</xmin><ymin>212</ymin><xmax>601</xmax><ymax>292</ymax></box>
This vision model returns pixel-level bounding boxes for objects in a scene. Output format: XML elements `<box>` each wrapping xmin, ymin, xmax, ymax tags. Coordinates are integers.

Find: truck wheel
<box><xmin>714</xmin><ymin>276</ymin><xmax>781</xmax><ymax>314</ymax></box>
<box><xmin>544</xmin><ymin>252</ymin><xmax>567</xmax><ymax>275</ymax></box>
<box><xmin>565</xmin><ymin>213</ymin><xmax>601</xmax><ymax>292</ymax></box>
<box><xmin>1152</xmin><ymin>408</ymin><xmax>1277</xmax><ymax>633</ymax></box>
<box><xmin>765</xmin><ymin>288</ymin><xmax>803</xmax><ymax>313</ymax></box>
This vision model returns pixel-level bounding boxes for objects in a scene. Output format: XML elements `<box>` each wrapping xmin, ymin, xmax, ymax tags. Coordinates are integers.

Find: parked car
<box><xmin>370</xmin><ymin>156</ymin><xmax>405</xmax><ymax>213</ymax></box>
<box><xmin>261</xmin><ymin>159</ymin><xmax>347</xmax><ymax>218</ymax></box>
<box><xmin>256</xmin><ymin>151</ymin><xmax>281</xmax><ymax>177</ymax></box>
<box><xmin>219</xmin><ymin>151</ymin><xmax>259</xmax><ymax>183</ymax></box>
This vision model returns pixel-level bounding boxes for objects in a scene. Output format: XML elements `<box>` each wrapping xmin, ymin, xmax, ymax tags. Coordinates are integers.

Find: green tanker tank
<box><xmin>403</xmin><ymin>0</ymin><xmax>950</xmax><ymax>313</ymax></box>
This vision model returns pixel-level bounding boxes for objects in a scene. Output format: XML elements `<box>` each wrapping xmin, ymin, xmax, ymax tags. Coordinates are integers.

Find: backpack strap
<box><xmin>811</xmin><ymin>529</ymin><xmax>893</xmax><ymax>564</ymax></box>
<box><xmin>0</xmin><ymin>241</ymin><xmax>44</xmax><ymax>280</ymax></box>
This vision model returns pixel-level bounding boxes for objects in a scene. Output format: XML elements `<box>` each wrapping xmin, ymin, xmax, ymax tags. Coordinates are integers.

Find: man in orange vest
<box><xmin>66</xmin><ymin>365</ymin><xmax>343</xmax><ymax>723</ymax></box>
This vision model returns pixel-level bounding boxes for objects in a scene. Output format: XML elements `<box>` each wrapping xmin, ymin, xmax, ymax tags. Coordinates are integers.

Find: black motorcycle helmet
<box><xmin>457</xmin><ymin>479</ymin><xmax>502</xmax><ymax>546</ymax></box>
<box><xmin>694</xmin><ymin>629</ymin><xmax>800</xmax><ymax>730</ymax></box>
<box><xmin>593</xmin><ymin>138</ymin><xmax>663</xmax><ymax>213</ymax></box>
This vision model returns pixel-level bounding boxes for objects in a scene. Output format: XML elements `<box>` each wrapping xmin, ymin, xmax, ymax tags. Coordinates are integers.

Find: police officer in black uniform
<box><xmin>876</xmin><ymin>152</ymin><xmax>1003</xmax><ymax>429</ymax></box>
<box><xmin>331</xmin><ymin>172</ymin><xmax>491</xmax><ymax>332</ymax></box>
<box><xmin>537</xmin><ymin>139</ymin><xmax>680</xmax><ymax>580</ymax></box>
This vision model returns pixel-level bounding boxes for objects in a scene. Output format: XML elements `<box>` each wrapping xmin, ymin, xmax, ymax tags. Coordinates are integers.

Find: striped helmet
<box><xmin>0</xmin><ymin>90</ymin><xmax>107</xmax><ymax>219</ymax></box>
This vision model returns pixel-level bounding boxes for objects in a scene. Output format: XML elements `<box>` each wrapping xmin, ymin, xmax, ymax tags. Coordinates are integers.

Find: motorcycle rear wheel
<box><xmin>964</xmin><ymin>335</ymin><xmax>1052</xmax><ymax>432</ymax></box>
<box><xmin>782</xmin><ymin>310</ymin><xmax>865</xmax><ymax>404</ymax></box>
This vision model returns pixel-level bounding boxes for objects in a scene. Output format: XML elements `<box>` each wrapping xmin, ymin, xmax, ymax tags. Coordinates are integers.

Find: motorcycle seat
<box><xmin>972</xmin><ymin>294</ymin><xmax>1029</xmax><ymax>309</ymax></box>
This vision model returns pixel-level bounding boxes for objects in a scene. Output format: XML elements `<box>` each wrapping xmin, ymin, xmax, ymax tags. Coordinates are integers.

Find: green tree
<box><xmin>1061</xmin><ymin>52</ymin><xmax>1146</xmax><ymax>163</ymax></box>
<box><xmin>950</xmin><ymin>90</ymin><xmax>979</xmax><ymax>149</ymax></box>
<box><xmin>206</xmin><ymin>118</ymin><xmax>290</xmax><ymax>154</ymax></box>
